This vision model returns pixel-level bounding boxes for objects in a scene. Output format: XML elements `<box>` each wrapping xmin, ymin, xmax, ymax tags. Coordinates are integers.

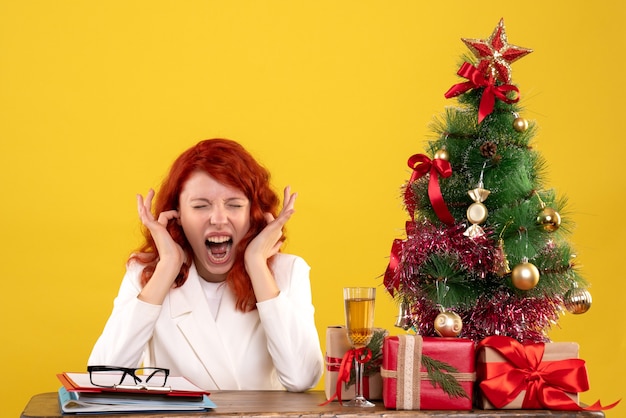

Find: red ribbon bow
<box><xmin>405</xmin><ymin>154</ymin><xmax>455</xmax><ymax>225</ymax></box>
<box><xmin>478</xmin><ymin>336</ymin><xmax>619</xmax><ymax>411</ymax></box>
<box><xmin>323</xmin><ymin>347</ymin><xmax>372</xmax><ymax>405</ymax></box>
<box><xmin>444</xmin><ymin>62</ymin><xmax>520</xmax><ymax>124</ymax></box>
<box><xmin>384</xmin><ymin>221</ymin><xmax>420</xmax><ymax>295</ymax></box>
<box><xmin>383</xmin><ymin>238</ymin><xmax>403</xmax><ymax>295</ymax></box>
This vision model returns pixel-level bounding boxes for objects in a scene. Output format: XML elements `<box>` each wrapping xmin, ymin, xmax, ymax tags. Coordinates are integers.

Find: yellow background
<box><xmin>1</xmin><ymin>1</ymin><xmax>624</xmax><ymax>416</ymax></box>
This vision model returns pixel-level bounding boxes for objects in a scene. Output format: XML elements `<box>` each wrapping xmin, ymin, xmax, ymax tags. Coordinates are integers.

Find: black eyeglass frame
<box><xmin>87</xmin><ymin>365</ymin><xmax>170</xmax><ymax>390</ymax></box>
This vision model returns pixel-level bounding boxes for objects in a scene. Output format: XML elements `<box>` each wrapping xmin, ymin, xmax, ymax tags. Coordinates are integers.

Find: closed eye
<box><xmin>225</xmin><ymin>198</ymin><xmax>248</xmax><ymax>209</ymax></box>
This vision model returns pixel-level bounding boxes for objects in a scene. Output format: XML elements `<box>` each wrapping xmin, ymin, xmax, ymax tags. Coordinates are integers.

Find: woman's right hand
<box><xmin>137</xmin><ymin>189</ymin><xmax>185</xmax><ymax>283</ymax></box>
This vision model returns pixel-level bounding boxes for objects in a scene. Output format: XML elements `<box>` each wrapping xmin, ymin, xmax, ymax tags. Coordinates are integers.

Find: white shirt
<box><xmin>199</xmin><ymin>279</ymin><xmax>226</xmax><ymax>319</ymax></box>
<box><xmin>88</xmin><ymin>253</ymin><xmax>324</xmax><ymax>392</ymax></box>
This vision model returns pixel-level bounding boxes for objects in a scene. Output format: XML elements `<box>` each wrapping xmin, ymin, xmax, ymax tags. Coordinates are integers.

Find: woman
<box><xmin>88</xmin><ymin>138</ymin><xmax>324</xmax><ymax>392</ymax></box>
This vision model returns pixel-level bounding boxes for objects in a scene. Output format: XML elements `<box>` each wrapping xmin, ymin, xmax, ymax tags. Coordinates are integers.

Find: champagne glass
<box><xmin>343</xmin><ymin>287</ymin><xmax>376</xmax><ymax>407</ymax></box>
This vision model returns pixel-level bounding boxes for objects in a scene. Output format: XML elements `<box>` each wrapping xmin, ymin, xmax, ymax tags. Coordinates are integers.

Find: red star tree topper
<box><xmin>462</xmin><ymin>18</ymin><xmax>532</xmax><ymax>83</ymax></box>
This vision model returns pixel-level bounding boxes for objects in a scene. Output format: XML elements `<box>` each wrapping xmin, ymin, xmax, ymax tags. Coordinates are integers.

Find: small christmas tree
<box><xmin>384</xmin><ymin>19</ymin><xmax>592</xmax><ymax>343</ymax></box>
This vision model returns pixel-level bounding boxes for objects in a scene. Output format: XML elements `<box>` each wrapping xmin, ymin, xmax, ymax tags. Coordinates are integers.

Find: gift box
<box><xmin>381</xmin><ymin>334</ymin><xmax>475</xmax><ymax>410</ymax></box>
<box><xmin>324</xmin><ymin>326</ymin><xmax>386</xmax><ymax>402</ymax></box>
<box><xmin>476</xmin><ymin>335</ymin><xmax>585</xmax><ymax>410</ymax></box>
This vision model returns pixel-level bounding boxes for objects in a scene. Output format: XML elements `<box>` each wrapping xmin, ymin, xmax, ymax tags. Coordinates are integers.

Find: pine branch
<box><xmin>421</xmin><ymin>355</ymin><xmax>470</xmax><ymax>399</ymax></box>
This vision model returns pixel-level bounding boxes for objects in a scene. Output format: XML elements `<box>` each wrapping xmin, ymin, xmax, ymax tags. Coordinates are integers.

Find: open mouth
<box><xmin>205</xmin><ymin>235</ymin><xmax>233</xmax><ymax>263</ymax></box>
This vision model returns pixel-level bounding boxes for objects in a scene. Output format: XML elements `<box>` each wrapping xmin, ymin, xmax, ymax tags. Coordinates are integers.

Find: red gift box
<box><xmin>476</xmin><ymin>335</ymin><xmax>591</xmax><ymax>410</ymax></box>
<box><xmin>381</xmin><ymin>334</ymin><xmax>475</xmax><ymax>410</ymax></box>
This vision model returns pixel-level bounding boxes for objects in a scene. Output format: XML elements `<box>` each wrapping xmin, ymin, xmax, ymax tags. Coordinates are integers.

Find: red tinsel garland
<box><xmin>384</xmin><ymin>220</ymin><xmax>498</xmax><ymax>295</ymax></box>
<box><xmin>384</xmin><ymin>219</ymin><xmax>566</xmax><ymax>343</ymax></box>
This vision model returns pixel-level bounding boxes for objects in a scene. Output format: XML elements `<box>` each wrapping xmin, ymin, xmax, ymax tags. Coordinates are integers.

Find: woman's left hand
<box><xmin>245</xmin><ymin>186</ymin><xmax>297</xmax><ymax>264</ymax></box>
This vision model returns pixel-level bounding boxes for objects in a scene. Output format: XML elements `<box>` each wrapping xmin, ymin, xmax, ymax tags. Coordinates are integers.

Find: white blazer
<box><xmin>88</xmin><ymin>253</ymin><xmax>324</xmax><ymax>392</ymax></box>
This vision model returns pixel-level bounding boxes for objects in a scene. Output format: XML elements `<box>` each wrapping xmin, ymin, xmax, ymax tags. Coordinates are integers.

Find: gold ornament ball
<box><xmin>564</xmin><ymin>287</ymin><xmax>592</xmax><ymax>314</ymax></box>
<box><xmin>434</xmin><ymin>311</ymin><xmax>463</xmax><ymax>337</ymax></box>
<box><xmin>511</xmin><ymin>262</ymin><xmax>540</xmax><ymax>290</ymax></box>
<box><xmin>537</xmin><ymin>207</ymin><xmax>561</xmax><ymax>232</ymax></box>
<box><xmin>434</xmin><ymin>148</ymin><xmax>449</xmax><ymax>161</ymax></box>
<box><xmin>513</xmin><ymin>117</ymin><xmax>528</xmax><ymax>132</ymax></box>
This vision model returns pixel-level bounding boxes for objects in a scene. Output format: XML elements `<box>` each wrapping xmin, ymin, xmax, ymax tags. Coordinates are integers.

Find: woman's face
<box><xmin>178</xmin><ymin>171</ymin><xmax>251</xmax><ymax>282</ymax></box>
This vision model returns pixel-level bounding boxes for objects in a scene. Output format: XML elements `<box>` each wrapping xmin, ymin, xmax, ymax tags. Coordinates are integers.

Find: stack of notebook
<box><xmin>56</xmin><ymin>372</ymin><xmax>216</xmax><ymax>414</ymax></box>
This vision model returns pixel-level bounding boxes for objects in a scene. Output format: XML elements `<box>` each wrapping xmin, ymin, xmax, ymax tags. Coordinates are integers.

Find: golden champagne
<box><xmin>344</xmin><ymin>297</ymin><xmax>375</xmax><ymax>348</ymax></box>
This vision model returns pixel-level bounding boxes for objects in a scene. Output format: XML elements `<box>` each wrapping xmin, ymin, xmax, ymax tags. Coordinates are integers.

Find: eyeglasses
<box><xmin>87</xmin><ymin>366</ymin><xmax>170</xmax><ymax>391</ymax></box>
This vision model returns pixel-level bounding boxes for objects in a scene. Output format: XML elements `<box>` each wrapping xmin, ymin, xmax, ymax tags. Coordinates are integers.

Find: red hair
<box><xmin>131</xmin><ymin>139</ymin><xmax>281</xmax><ymax>312</ymax></box>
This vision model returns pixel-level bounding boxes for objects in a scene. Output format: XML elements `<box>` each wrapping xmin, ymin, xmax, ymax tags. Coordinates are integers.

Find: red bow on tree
<box><xmin>384</xmin><ymin>221</ymin><xmax>419</xmax><ymax>295</ymax></box>
<box><xmin>444</xmin><ymin>62</ymin><xmax>520</xmax><ymax>124</ymax></box>
<box><xmin>383</xmin><ymin>237</ymin><xmax>403</xmax><ymax>295</ymax></box>
<box><xmin>404</xmin><ymin>153</ymin><xmax>455</xmax><ymax>226</ymax></box>
<box><xmin>477</xmin><ymin>336</ymin><xmax>619</xmax><ymax>411</ymax></box>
